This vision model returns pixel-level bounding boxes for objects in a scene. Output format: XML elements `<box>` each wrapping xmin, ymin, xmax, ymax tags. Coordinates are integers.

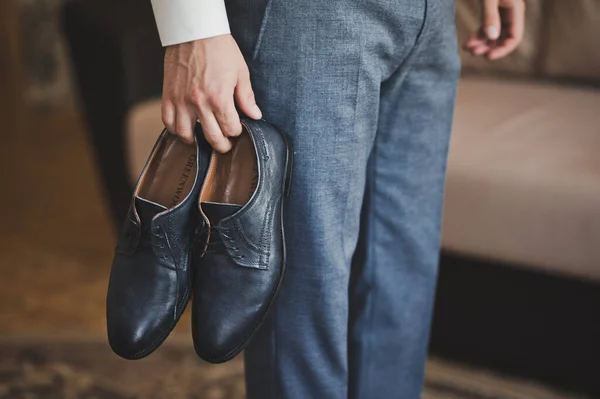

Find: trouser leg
<box><xmin>224</xmin><ymin>0</ymin><xmax>457</xmax><ymax>397</ymax></box>
<box><xmin>348</xmin><ymin>1</ymin><xmax>460</xmax><ymax>398</ymax></box>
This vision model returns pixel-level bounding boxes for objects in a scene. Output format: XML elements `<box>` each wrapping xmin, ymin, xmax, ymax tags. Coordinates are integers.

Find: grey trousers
<box><xmin>226</xmin><ymin>0</ymin><xmax>460</xmax><ymax>397</ymax></box>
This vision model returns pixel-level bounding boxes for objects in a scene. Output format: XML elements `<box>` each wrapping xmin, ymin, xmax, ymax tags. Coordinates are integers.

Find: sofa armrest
<box><xmin>62</xmin><ymin>0</ymin><xmax>164</xmax><ymax>225</ymax></box>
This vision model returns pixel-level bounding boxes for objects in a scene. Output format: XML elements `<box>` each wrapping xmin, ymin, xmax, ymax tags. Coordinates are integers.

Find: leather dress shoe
<box><xmin>192</xmin><ymin>118</ymin><xmax>293</xmax><ymax>363</ymax></box>
<box><xmin>107</xmin><ymin>125</ymin><xmax>211</xmax><ymax>360</ymax></box>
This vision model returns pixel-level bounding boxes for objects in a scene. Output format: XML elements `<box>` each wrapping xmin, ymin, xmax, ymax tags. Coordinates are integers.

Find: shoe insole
<box><xmin>200</xmin><ymin>131</ymin><xmax>258</xmax><ymax>207</ymax></box>
<box><xmin>137</xmin><ymin>134</ymin><xmax>197</xmax><ymax>209</ymax></box>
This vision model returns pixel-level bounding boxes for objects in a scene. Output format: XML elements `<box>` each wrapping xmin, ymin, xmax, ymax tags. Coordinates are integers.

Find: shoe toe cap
<box><xmin>106</xmin><ymin>253</ymin><xmax>182</xmax><ymax>359</ymax></box>
<box><xmin>192</xmin><ymin>257</ymin><xmax>280</xmax><ymax>363</ymax></box>
<box><xmin>107</xmin><ymin>313</ymin><xmax>163</xmax><ymax>359</ymax></box>
<box><xmin>192</xmin><ymin>317</ymin><xmax>251</xmax><ymax>363</ymax></box>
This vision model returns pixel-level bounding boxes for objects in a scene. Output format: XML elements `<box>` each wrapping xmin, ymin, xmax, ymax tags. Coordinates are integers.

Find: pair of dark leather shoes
<box><xmin>106</xmin><ymin>119</ymin><xmax>292</xmax><ymax>362</ymax></box>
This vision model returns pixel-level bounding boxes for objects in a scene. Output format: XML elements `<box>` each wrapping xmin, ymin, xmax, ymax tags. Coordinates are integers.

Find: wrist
<box><xmin>167</xmin><ymin>34</ymin><xmax>231</xmax><ymax>49</ymax></box>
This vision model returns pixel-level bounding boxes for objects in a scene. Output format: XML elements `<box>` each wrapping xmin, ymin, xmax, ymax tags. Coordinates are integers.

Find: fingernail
<box><xmin>486</xmin><ymin>26</ymin><xmax>500</xmax><ymax>40</ymax></box>
<box><xmin>254</xmin><ymin>104</ymin><xmax>262</xmax><ymax>119</ymax></box>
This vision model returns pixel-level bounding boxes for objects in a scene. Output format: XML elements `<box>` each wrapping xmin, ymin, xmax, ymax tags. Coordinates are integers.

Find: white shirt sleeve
<box><xmin>150</xmin><ymin>0</ymin><xmax>231</xmax><ymax>47</ymax></box>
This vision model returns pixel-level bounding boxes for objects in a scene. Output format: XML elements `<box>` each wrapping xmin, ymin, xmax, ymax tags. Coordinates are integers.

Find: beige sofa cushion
<box><xmin>444</xmin><ymin>77</ymin><xmax>600</xmax><ymax>281</ymax></box>
<box><xmin>543</xmin><ymin>0</ymin><xmax>600</xmax><ymax>82</ymax></box>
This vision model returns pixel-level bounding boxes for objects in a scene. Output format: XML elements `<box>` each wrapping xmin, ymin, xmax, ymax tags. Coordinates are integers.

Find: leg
<box><xmin>348</xmin><ymin>1</ymin><xmax>461</xmax><ymax>398</ymax></box>
<box><xmin>225</xmin><ymin>0</ymin><xmax>429</xmax><ymax>397</ymax></box>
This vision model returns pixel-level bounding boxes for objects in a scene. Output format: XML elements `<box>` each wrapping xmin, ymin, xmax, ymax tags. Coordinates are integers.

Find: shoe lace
<box><xmin>140</xmin><ymin>225</ymin><xmax>181</xmax><ymax>321</ymax></box>
<box><xmin>197</xmin><ymin>225</ymin><xmax>245</xmax><ymax>261</ymax></box>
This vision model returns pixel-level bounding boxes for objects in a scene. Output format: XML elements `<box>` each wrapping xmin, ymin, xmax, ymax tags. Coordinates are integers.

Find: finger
<box><xmin>174</xmin><ymin>106</ymin><xmax>196</xmax><ymax>144</ymax></box>
<box><xmin>464</xmin><ymin>34</ymin><xmax>488</xmax><ymax>50</ymax></box>
<box><xmin>483</xmin><ymin>0</ymin><xmax>501</xmax><ymax>40</ymax></box>
<box><xmin>214</xmin><ymin>103</ymin><xmax>243</xmax><ymax>138</ymax></box>
<box><xmin>161</xmin><ymin>100</ymin><xmax>176</xmax><ymax>133</ymax></box>
<box><xmin>197</xmin><ymin>110</ymin><xmax>232</xmax><ymax>153</ymax></box>
<box><xmin>204</xmin><ymin>83</ymin><xmax>243</xmax><ymax>138</ymax></box>
<box><xmin>487</xmin><ymin>37</ymin><xmax>520</xmax><ymax>60</ymax></box>
<box><xmin>506</xmin><ymin>1</ymin><xmax>525</xmax><ymax>43</ymax></box>
<box><xmin>234</xmin><ymin>69</ymin><xmax>262</xmax><ymax>120</ymax></box>
<box><xmin>471</xmin><ymin>44</ymin><xmax>490</xmax><ymax>56</ymax></box>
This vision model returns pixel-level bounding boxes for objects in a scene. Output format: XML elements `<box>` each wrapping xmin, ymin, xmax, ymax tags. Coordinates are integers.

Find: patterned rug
<box><xmin>0</xmin><ymin>336</ymin><xmax>587</xmax><ymax>399</ymax></box>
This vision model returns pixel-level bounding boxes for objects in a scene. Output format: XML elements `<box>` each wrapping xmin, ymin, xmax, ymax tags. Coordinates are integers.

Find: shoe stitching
<box><xmin>252</xmin><ymin>123</ymin><xmax>270</xmax><ymax>161</ymax></box>
<box><xmin>262</xmin><ymin>195</ymin><xmax>279</xmax><ymax>267</ymax></box>
<box><xmin>221</xmin><ymin>122</ymin><xmax>283</xmax><ymax>268</ymax></box>
<box><xmin>227</xmin><ymin>191</ymin><xmax>279</xmax><ymax>270</ymax></box>
<box><xmin>223</xmin><ymin>123</ymin><xmax>285</xmax><ymax>266</ymax></box>
<box><xmin>230</xmin><ymin>122</ymin><xmax>267</xmax><ymax>220</ymax></box>
<box><xmin>231</xmin><ymin>218</ymin><xmax>265</xmax><ymax>254</ymax></box>
<box><xmin>258</xmin><ymin>193</ymin><xmax>270</xmax><ymax>268</ymax></box>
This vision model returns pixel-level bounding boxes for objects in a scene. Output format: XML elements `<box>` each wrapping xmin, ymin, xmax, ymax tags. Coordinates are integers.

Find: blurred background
<box><xmin>0</xmin><ymin>0</ymin><xmax>598</xmax><ymax>398</ymax></box>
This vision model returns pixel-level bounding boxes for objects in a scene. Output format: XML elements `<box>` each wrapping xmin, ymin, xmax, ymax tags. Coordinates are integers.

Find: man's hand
<box><xmin>161</xmin><ymin>35</ymin><xmax>262</xmax><ymax>153</ymax></box>
<box><xmin>464</xmin><ymin>0</ymin><xmax>526</xmax><ymax>60</ymax></box>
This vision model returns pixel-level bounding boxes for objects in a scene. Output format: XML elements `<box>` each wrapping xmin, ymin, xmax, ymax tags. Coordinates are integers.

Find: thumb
<box><xmin>483</xmin><ymin>0</ymin><xmax>501</xmax><ymax>40</ymax></box>
<box><xmin>235</xmin><ymin>71</ymin><xmax>262</xmax><ymax>120</ymax></box>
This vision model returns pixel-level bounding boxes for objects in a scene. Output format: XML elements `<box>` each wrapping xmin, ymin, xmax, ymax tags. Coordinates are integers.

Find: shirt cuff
<box><xmin>150</xmin><ymin>0</ymin><xmax>231</xmax><ymax>47</ymax></box>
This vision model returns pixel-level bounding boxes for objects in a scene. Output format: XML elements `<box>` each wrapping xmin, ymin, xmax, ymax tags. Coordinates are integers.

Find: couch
<box><xmin>449</xmin><ymin>0</ymin><xmax>600</xmax><ymax>282</ymax></box>
<box><xmin>62</xmin><ymin>0</ymin><xmax>600</xmax><ymax>395</ymax></box>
